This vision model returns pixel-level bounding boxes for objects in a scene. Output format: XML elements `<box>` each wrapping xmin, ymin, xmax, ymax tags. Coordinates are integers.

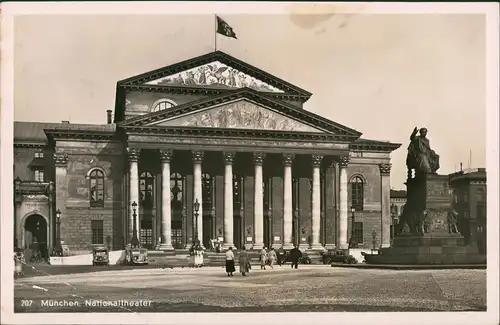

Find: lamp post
<box><xmin>348</xmin><ymin>207</ymin><xmax>358</xmax><ymax>248</ymax></box>
<box><xmin>193</xmin><ymin>199</ymin><xmax>200</xmax><ymax>245</ymax></box>
<box><xmin>53</xmin><ymin>208</ymin><xmax>62</xmax><ymax>256</ymax></box>
<box><xmin>372</xmin><ymin>230</ymin><xmax>377</xmax><ymax>253</ymax></box>
<box><xmin>131</xmin><ymin>201</ymin><xmax>139</xmax><ymax>248</ymax></box>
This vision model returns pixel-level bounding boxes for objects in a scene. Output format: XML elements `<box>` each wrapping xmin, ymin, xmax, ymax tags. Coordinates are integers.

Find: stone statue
<box><xmin>406</xmin><ymin>127</ymin><xmax>440</xmax><ymax>177</ymax></box>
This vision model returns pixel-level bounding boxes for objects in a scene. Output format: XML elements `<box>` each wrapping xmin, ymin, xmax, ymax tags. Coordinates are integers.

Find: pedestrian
<box><xmin>268</xmin><ymin>248</ymin><xmax>277</xmax><ymax>269</ymax></box>
<box><xmin>225</xmin><ymin>246</ymin><xmax>235</xmax><ymax>277</ymax></box>
<box><xmin>259</xmin><ymin>247</ymin><xmax>267</xmax><ymax>270</ymax></box>
<box><xmin>289</xmin><ymin>244</ymin><xmax>302</xmax><ymax>269</ymax></box>
<box><xmin>239</xmin><ymin>246</ymin><xmax>250</xmax><ymax>276</ymax></box>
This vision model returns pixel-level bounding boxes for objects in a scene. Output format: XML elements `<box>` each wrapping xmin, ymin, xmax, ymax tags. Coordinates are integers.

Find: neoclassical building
<box><xmin>14</xmin><ymin>51</ymin><xmax>401</xmax><ymax>255</ymax></box>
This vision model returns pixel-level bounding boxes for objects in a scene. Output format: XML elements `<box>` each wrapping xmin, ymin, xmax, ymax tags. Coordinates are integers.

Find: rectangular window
<box><xmin>354</xmin><ymin>222</ymin><xmax>364</xmax><ymax>244</ymax></box>
<box><xmin>91</xmin><ymin>220</ymin><xmax>104</xmax><ymax>245</ymax></box>
<box><xmin>34</xmin><ymin>169</ymin><xmax>44</xmax><ymax>182</ymax></box>
<box><xmin>34</xmin><ymin>152</ymin><xmax>44</xmax><ymax>158</ymax></box>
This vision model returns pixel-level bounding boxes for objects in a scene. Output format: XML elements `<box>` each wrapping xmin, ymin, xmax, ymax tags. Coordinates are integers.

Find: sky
<box><xmin>13</xmin><ymin>11</ymin><xmax>486</xmax><ymax>189</ymax></box>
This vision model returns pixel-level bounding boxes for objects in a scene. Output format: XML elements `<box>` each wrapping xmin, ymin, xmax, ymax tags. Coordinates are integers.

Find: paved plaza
<box><xmin>14</xmin><ymin>265</ymin><xmax>486</xmax><ymax>312</ymax></box>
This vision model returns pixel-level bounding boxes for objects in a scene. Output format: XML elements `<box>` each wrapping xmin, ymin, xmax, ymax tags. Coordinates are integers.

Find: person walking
<box><xmin>289</xmin><ymin>244</ymin><xmax>302</xmax><ymax>269</ymax></box>
<box><xmin>225</xmin><ymin>247</ymin><xmax>236</xmax><ymax>277</ymax></box>
<box><xmin>268</xmin><ymin>248</ymin><xmax>277</xmax><ymax>269</ymax></box>
<box><xmin>259</xmin><ymin>247</ymin><xmax>268</xmax><ymax>270</ymax></box>
<box><xmin>238</xmin><ymin>247</ymin><xmax>250</xmax><ymax>276</ymax></box>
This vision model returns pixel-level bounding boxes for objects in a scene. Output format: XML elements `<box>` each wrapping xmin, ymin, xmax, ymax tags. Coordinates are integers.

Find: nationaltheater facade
<box><xmin>14</xmin><ymin>51</ymin><xmax>401</xmax><ymax>254</ymax></box>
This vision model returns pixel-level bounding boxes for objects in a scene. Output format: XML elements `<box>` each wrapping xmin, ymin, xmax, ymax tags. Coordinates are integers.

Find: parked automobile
<box><xmin>92</xmin><ymin>245</ymin><xmax>109</xmax><ymax>266</ymax></box>
<box><xmin>125</xmin><ymin>246</ymin><xmax>148</xmax><ymax>265</ymax></box>
<box><xmin>321</xmin><ymin>249</ymin><xmax>357</xmax><ymax>264</ymax></box>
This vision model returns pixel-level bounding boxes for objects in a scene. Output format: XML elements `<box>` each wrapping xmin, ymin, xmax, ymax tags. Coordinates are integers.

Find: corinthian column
<box><xmin>283</xmin><ymin>153</ymin><xmax>294</xmax><ymax>249</ymax></box>
<box><xmin>223</xmin><ymin>152</ymin><xmax>235</xmax><ymax>249</ymax></box>
<box><xmin>253</xmin><ymin>152</ymin><xmax>265</xmax><ymax>249</ymax></box>
<box><xmin>338</xmin><ymin>155</ymin><xmax>350</xmax><ymax>249</ymax></box>
<box><xmin>192</xmin><ymin>151</ymin><xmax>204</xmax><ymax>246</ymax></box>
<box><xmin>311</xmin><ymin>154</ymin><xmax>323</xmax><ymax>250</ymax></box>
<box><xmin>160</xmin><ymin>149</ymin><xmax>174</xmax><ymax>250</ymax></box>
<box><xmin>127</xmin><ymin>148</ymin><xmax>140</xmax><ymax>243</ymax></box>
<box><xmin>379</xmin><ymin>163</ymin><xmax>392</xmax><ymax>248</ymax></box>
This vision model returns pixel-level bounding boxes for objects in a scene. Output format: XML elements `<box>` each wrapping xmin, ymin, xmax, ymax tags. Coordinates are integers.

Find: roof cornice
<box><xmin>44</xmin><ymin>129</ymin><xmax>116</xmax><ymax>142</ymax></box>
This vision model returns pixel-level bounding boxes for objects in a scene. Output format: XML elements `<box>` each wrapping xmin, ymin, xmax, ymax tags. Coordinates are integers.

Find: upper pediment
<box><xmin>152</xmin><ymin>99</ymin><xmax>323</xmax><ymax>133</ymax></box>
<box><xmin>145</xmin><ymin>60</ymin><xmax>284</xmax><ymax>93</ymax></box>
<box><xmin>117</xmin><ymin>51</ymin><xmax>312</xmax><ymax>97</ymax></box>
<box><xmin>119</xmin><ymin>88</ymin><xmax>362</xmax><ymax>140</ymax></box>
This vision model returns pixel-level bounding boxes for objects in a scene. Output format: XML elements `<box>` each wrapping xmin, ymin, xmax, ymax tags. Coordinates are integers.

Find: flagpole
<box><xmin>214</xmin><ymin>14</ymin><xmax>217</xmax><ymax>52</ymax></box>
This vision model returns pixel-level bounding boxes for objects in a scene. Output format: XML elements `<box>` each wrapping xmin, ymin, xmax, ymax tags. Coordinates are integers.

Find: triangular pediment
<box><xmin>150</xmin><ymin>99</ymin><xmax>325</xmax><ymax>133</ymax></box>
<box><xmin>118</xmin><ymin>51</ymin><xmax>312</xmax><ymax>97</ymax></box>
<box><xmin>120</xmin><ymin>88</ymin><xmax>362</xmax><ymax>139</ymax></box>
<box><xmin>145</xmin><ymin>60</ymin><xmax>284</xmax><ymax>93</ymax></box>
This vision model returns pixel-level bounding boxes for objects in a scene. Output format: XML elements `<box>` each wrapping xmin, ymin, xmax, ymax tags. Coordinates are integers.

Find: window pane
<box><xmin>91</xmin><ymin>220</ymin><xmax>104</xmax><ymax>245</ymax></box>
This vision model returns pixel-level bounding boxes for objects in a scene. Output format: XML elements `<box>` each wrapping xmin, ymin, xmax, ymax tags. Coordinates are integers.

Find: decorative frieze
<box><xmin>126</xmin><ymin>148</ymin><xmax>140</xmax><ymax>162</ymax></box>
<box><xmin>379</xmin><ymin>163</ymin><xmax>392</xmax><ymax>176</ymax></box>
<box><xmin>223</xmin><ymin>152</ymin><xmax>236</xmax><ymax>164</ymax></box>
<box><xmin>192</xmin><ymin>150</ymin><xmax>204</xmax><ymax>163</ymax></box>
<box><xmin>311</xmin><ymin>155</ymin><xmax>323</xmax><ymax>167</ymax></box>
<box><xmin>159</xmin><ymin>149</ymin><xmax>173</xmax><ymax>163</ymax></box>
<box><xmin>253</xmin><ymin>152</ymin><xmax>266</xmax><ymax>165</ymax></box>
<box><xmin>282</xmin><ymin>153</ymin><xmax>294</xmax><ymax>166</ymax></box>
<box><xmin>54</xmin><ymin>152</ymin><xmax>69</xmax><ymax>167</ymax></box>
<box><xmin>338</xmin><ymin>155</ymin><xmax>350</xmax><ymax>168</ymax></box>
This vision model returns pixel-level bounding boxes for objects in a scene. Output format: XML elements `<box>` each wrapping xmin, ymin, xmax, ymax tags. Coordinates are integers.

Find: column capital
<box><xmin>127</xmin><ymin>148</ymin><xmax>140</xmax><ymax>162</ymax></box>
<box><xmin>338</xmin><ymin>155</ymin><xmax>350</xmax><ymax>168</ymax></box>
<box><xmin>159</xmin><ymin>149</ymin><xmax>173</xmax><ymax>163</ymax></box>
<box><xmin>192</xmin><ymin>150</ymin><xmax>204</xmax><ymax>163</ymax></box>
<box><xmin>282</xmin><ymin>153</ymin><xmax>295</xmax><ymax>166</ymax></box>
<box><xmin>379</xmin><ymin>163</ymin><xmax>392</xmax><ymax>176</ymax></box>
<box><xmin>311</xmin><ymin>155</ymin><xmax>323</xmax><ymax>167</ymax></box>
<box><xmin>223</xmin><ymin>152</ymin><xmax>236</xmax><ymax>164</ymax></box>
<box><xmin>54</xmin><ymin>152</ymin><xmax>68</xmax><ymax>167</ymax></box>
<box><xmin>253</xmin><ymin>152</ymin><xmax>266</xmax><ymax>165</ymax></box>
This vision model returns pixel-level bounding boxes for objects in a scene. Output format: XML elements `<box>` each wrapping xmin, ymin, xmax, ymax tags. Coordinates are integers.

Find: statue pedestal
<box><xmin>365</xmin><ymin>173</ymin><xmax>485</xmax><ymax>265</ymax></box>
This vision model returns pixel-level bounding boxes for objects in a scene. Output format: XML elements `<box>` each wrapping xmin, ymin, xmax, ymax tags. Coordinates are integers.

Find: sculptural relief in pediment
<box><xmin>152</xmin><ymin>100</ymin><xmax>325</xmax><ymax>133</ymax></box>
<box><xmin>145</xmin><ymin>61</ymin><xmax>284</xmax><ymax>93</ymax></box>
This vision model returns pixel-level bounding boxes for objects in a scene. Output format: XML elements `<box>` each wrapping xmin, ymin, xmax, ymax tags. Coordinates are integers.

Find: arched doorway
<box><xmin>23</xmin><ymin>214</ymin><xmax>48</xmax><ymax>260</ymax></box>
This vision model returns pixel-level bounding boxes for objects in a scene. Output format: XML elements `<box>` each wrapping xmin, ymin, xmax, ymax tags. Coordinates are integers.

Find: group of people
<box><xmin>224</xmin><ymin>244</ymin><xmax>304</xmax><ymax>277</ymax></box>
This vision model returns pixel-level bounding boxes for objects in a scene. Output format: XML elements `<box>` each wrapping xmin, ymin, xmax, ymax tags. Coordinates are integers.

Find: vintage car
<box><xmin>92</xmin><ymin>245</ymin><xmax>109</xmax><ymax>266</ymax></box>
<box><xmin>321</xmin><ymin>249</ymin><xmax>358</xmax><ymax>264</ymax></box>
<box><xmin>125</xmin><ymin>246</ymin><xmax>148</xmax><ymax>265</ymax></box>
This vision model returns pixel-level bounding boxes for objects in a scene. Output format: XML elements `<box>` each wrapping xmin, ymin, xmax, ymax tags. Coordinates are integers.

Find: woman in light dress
<box><xmin>268</xmin><ymin>248</ymin><xmax>278</xmax><ymax>269</ymax></box>
<box><xmin>259</xmin><ymin>247</ymin><xmax>268</xmax><ymax>270</ymax></box>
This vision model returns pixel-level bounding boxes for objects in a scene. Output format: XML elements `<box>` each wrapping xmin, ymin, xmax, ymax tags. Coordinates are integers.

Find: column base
<box><xmin>338</xmin><ymin>243</ymin><xmax>349</xmax><ymax>250</ymax></box>
<box><xmin>309</xmin><ymin>243</ymin><xmax>325</xmax><ymax>251</ymax></box>
<box><xmin>282</xmin><ymin>243</ymin><xmax>294</xmax><ymax>250</ymax></box>
<box><xmin>380</xmin><ymin>243</ymin><xmax>391</xmax><ymax>248</ymax></box>
<box><xmin>271</xmin><ymin>243</ymin><xmax>282</xmax><ymax>249</ymax></box>
<box><xmin>324</xmin><ymin>244</ymin><xmax>337</xmax><ymax>250</ymax></box>
<box><xmin>159</xmin><ymin>244</ymin><xmax>174</xmax><ymax>251</ymax></box>
<box><xmin>253</xmin><ymin>242</ymin><xmax>264</xmax><ymax>250</ymax></box>
<box><xmin>298</xmin><ymin>243</ymin><xmax>309</xmax><ymax>251</ymax></box>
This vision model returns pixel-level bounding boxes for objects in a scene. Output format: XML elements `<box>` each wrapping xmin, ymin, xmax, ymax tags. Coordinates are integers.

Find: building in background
<box><xmin>448</xmin><ymin>168</ymin><xmax>487</xmax><ymax>254</ymax></box>
<box><xmin>13</xmin><ymin>51</ymin><xmax>401</xmax><ymax>256</ymax></box>
<box><xmin>389</xmin><ymin>189</ymin><xmax>407</xmax><ymax>242</ymax></box>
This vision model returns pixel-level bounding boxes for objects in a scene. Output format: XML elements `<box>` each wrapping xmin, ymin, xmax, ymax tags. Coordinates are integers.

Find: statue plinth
<box><xmin>365</xmin><ymin>173</ymin><xmax>484</xmax><ymax>265</ymax></box>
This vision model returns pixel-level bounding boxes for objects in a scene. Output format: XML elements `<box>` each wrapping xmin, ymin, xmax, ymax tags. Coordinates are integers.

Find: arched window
<box><xmin>139</xmin><ymin>171</ymin><xmax>155</xmax><ymax>209</ymax></box>
<box><xmin>151</xmin><ymin>99</ymin><xmax>176</xmax><ymax>112</ymax></box>
<box><xmin>233</xmin><ymin>174</ymin><xmax>243</xmax><ymax>210</ymax></box>
<box><xmin>202</xmin><ymin>172</ymin><xmax>213</xmax><ymax>210</ymax></box>
<box><xmin>89</xmin><ymin>169</ymin><xmax>105</xmax><ymax>207</ymax></box>
<box><xmin>170</xmin><ymin>172</ymin><xmax>184</xmax><ymax>248</ymax></box>
<box><xmin>350</xmin><ymin>176</ymin><xmax>364</xmax><ymax>211</ymax></box>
